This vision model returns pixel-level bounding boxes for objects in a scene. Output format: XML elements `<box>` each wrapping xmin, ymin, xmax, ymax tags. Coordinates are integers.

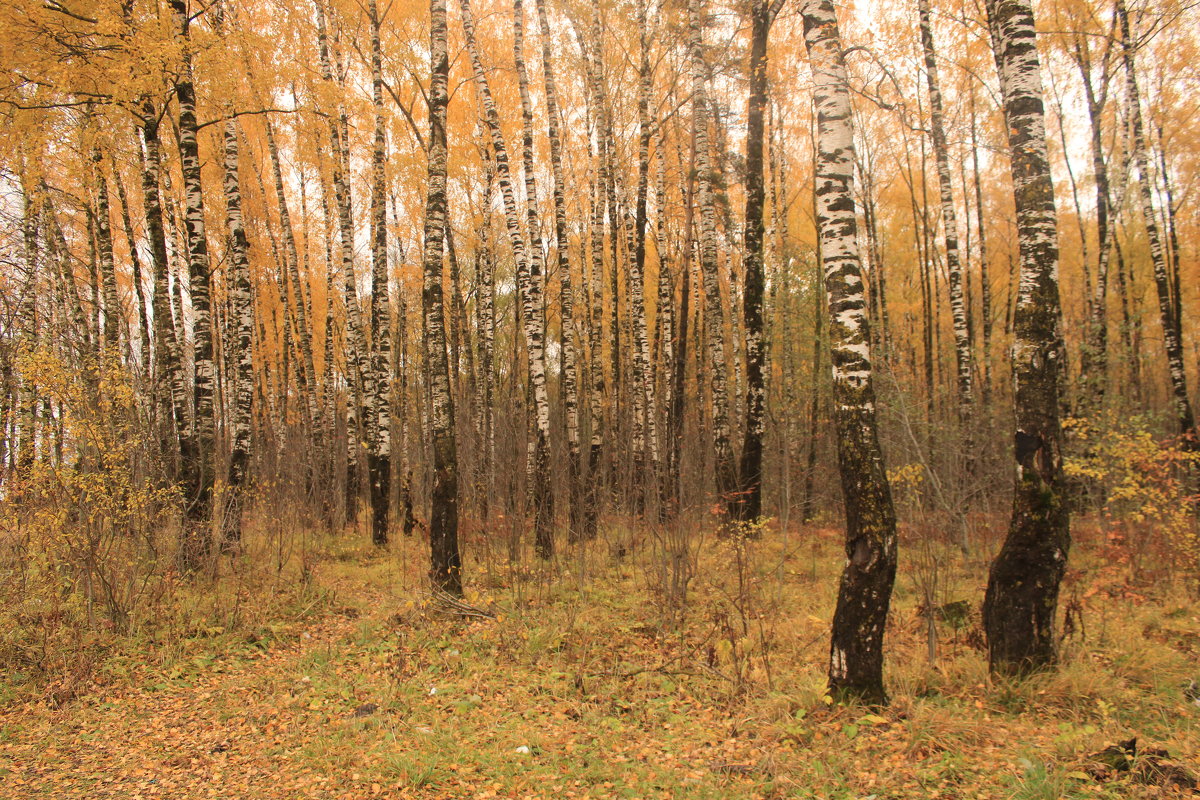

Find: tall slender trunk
<box><xmin>263</xmin><ymin>120</ymin><xmax>318</xmax><ymax>427</ymax></box>
<box><xmin>535</xmin><ymin>0</ymin><xmax>581</xmax><ymax>534</ymax></box>
<box><xmin>91</xmin><ymin>149</ymin><xmax>121</xmax><ymax>359</ymax></box>
<box><xmin>473</xmin><ymin>140</ymin><xmax>497</xmax><ymax>523</ymax></box>
<box><xmin>969</xmin><ymin>94</ymin><xmax>992</xmax><ymax>397</ymax></box>
<box><xmin>654</xmin><ymin>137</ymin><xmax>675</xmax><ymax>519</ymax></box>
<box><xmin>689</xmin><ymin>0</ymin><xmax>736</xmax><ymax>514</ymax></box>
<box><xmin>172</xmin><ymin>0</ymin><xmax>217</xmax><ymax>561</ymax></box>
<box><xmin>221</xmin><ymin>120</ymin><xmax>255</xmax><ymax>546</ymax></box>
<box><xmin>16</xmin><ymin>185</ymin><xmax>39</xmax><ymax>477</ymax></box>
<box><xmin>1117</xmin><ymin>0</ymin><xmax>1194</xmax><ymax>438</ymax></box>
<box><xmin>734</xmin><ymin>0</ymin><xmax>771</xmax><ymax>523</ymax></box>
<box><xmin>316</xmin><ymin>0</ymin><xmax>370</xmax><ymax>522</ymax></box>
<box><xmin>800</xmin><ymin>0</ymin><xmax>898</xmax><ymax>704</ymax></box>
<box><xmin>458</xmin><ymin>0</ymin><xmax>553</xmax><ymax>555</ymax></box>
<box><xmin>424</xmin><ymin>0</ymin><xmax>462</xmax><ymax>594</ymax></box>
<box><xmin>367</xmin><ymin>0</ymin><xmax>393</xmax><ymax>545</ymax></box>
<box><xmin>139</xmin><ymin>101</ymin><xmax>186</xmax><ymax>467</ymax></box>
<box><xmin>629</xmin><ymin>0</ymin><xmax>660</xmax><ymax>515</ymax></box>
<box><xmin>982</xmin><ymin>0</ymin><xmax>1070</xmax><ymax>676</ymax></box>
<box><xmin>511</xmin><ymin>0</ymin><xmax>554</xmax><ymax>556</ymax></box>
<box><xmin>917</xmin><ymin>0</ymin><xmax>974</xmax><ymax>421</ymax></box>
<box><xmin>112</xmin><ymin>157</ymin><xmax>151</xmax><ymax>373</ymax></box>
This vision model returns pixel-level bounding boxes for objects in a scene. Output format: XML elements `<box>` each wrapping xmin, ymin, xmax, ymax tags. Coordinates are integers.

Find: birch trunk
<box><xmin>112</xmin><ymin>157</ymin><xmax>151</xmax><ymax>373</ymax></box>
<box><xmin>458</xmin><ymin>0</ymin><xmax>553</xmax><ymax>556</ymax></box>
<box><xmin>511</xmin><ymin>0</ymin><xmax>554</xmax><ymax>556</ymax></box>
<box><xmin>423</xmin><ymin>0</ymin><xmax>462</xmax><ymax>594</ymax></box>
<box><xmin>624</xmin><ymin>0</ymin><xmax>660</xmax><ymax>516</ymax></box>
<box><xmin>221</xmin><ymin>120</ymin><xmax>254</xmax><ymax>547</ymax></box>
<box><xmin>981</xmin><ymin>0</ymin><xmax>1071</xmax><ymax>676</ymax></box>
<box><xmin>689</xmin><ymin>0</ymin><xmax>736</xmax><ymax>515</ymax></box>
<box><xmin>800</xmin><ymin>0</ymin><xmax>898</xmax><ymax>704</ymax></box>
<box><xmin>1117</xmin><ymin>0</ymin><xmax>1194</xmax><ymax>438</ymax></box>
<box><xmin>172</xmin><ymin>0</ymin><xmax>217</xmax><ymax>562</ymax></box>
<box><xmin>91</xmin><ymin>149</ymin><xmax>121</xmax><ymax>359</ymax></box>
<box><xmin>734</xmin><ymin>0</ymin><xmax>771</xmax><ymax>523</ymax></box>
<box><xmin>535</xmin><ymin>0</ymin><xmax>582</xmax><ymax>535</ymax></box>
<box><xmin>316</xmin><ymin>0</ymin><xmax>370</xmax><ymax>522</ymax></box>
<box><xmin>917</xmin><ymin>0</ymin><xmax>974</xmax><ymax>419</ymax></box>
<box><xmin>263</xmin><ymin>120</ymin><xmax>318</xmax><ymax>426</ymax></box>
<box><xmin>367</xmin><ymin>0</ymin><xmax>392</xmax><ymax>545</ymax></box>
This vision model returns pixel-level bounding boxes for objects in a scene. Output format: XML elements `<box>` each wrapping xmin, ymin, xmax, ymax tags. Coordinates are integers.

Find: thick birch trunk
<box><xmin>981</xmin><ymin>0</ymin><xmax>1071</xmax><ymax>676</ymax></box>
<box><xmin>800</xmin><ymin>0</ymin><xmax>898</xmax><ymax>704</ymax></box>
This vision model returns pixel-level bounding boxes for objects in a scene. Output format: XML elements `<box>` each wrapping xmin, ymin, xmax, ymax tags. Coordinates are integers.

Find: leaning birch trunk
<box><xmin>734</xmin><ymin>0</ymin><xmax>771</xmax><ymax>524</ymax></box>
<box><xmin>981</xmin><ymin>0</ymin><xmax>1071</xmax><ymax>676</ymax></box>
<box><xmin>800</xmin><ymin>0</ymin><xmax>898</xmax><ymax>704</ymax></box>
<box><xmin>688</xmin><ymin>0</ymin><xmax>736</xmax><ymax>515</ymax></box>
<box><xmin>916</xmin><ymin>0</ymin><xmax>974</xmax><ymax>422</ymax></box>
<box><xmin>315</xmin><ymin>0</ymin><xmax>371</xmax><ymax>523</ymax></box>
<box><xmin>263</xmin><ymin>120</ymin><xmax>318</xmax><ymax>428</ymax></box>
<box><xmin>458</xmin><ymin>0</ymin><xmax>553</xmax><ymax>556</ymax></box>
<box><xmin>367</xmin><ymin>0</ymin><xmax>393</xmax><ymax>545</ymax></box>
<box><xmin>1117</xmin><ymin>0</ymin><xmax>1194</xmax><ymax>439</ymax></box>
<box><xmin>535</xmin><ymin>0</ymin><xmax>582</xmax><ymax>536</ymax></box>
<box><xmin>221</xmin><ymin>120</ymin><xmax>254</xmax><ymax>547</ymax></box>
<box><xmin>423</xmin><ymin>0</ymin><xmax>462</xmax><ymax>594</ymax></box>
<box><xmin>172</xmin><ymin>0</ymin><xmax>217</xmax><ymax>565</ymax></box>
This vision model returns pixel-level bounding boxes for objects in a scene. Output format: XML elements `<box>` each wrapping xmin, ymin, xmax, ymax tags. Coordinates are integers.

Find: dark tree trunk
<box><xmin>982</xmin><ymin>0</ymin><xmax>1071</xmax><ymax>676</ymax></box>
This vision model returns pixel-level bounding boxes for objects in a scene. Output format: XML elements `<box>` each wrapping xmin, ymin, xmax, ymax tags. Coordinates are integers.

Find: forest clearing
<box><xmin>1</xmin><ymin>517</ymin><xmax>1198</xmax><ymax>799</ymax></box>
<box><xmin>3</xmin><ymin>0</ymin><xmax>1200</xmax><ymax>795</ymax></box>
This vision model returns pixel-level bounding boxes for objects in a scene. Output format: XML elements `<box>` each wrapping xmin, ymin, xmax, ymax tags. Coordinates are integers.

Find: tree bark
<box><xmin>221</xmin><ymin>120</ymin><xmax>255</xmax><ymax>547</ymax></box>
<box><xmin>423</xmin><ymin>0</ymin><xmax>462</xmax><ymax>594</ymax></box>
<box><xmin>734</xmin><ymin>0</ymin><xmax>771</xmax><ymax>523</ymax></box>
<box><xmin>689</xmin><ymin>0</ymin><xmax>736</xmax><ymax>516</ymax></box>
<box><xmin>1117</xmin><ymin>0</ymin><xmax>1194</xmax><ymax>439</ymax></box>
<box><xmin>800</xmin><ymin>0</ymin><xmax>898</xmax><ymax>704</ymax></box>
<box><xmin>982</xmin><ymin>0</ymin><xmax>1071</xmax><ymax>676</ymax></box>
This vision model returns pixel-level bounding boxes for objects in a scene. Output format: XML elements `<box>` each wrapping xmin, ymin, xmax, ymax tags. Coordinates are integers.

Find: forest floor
<box><xmin>1</xmin><ymin>517</ymin><xmax>1199</xmax><ymax>799</ymax></box>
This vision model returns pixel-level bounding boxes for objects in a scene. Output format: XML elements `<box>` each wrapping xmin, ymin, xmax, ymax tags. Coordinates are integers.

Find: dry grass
<box><xmin>0</xmin><ymin>513</ymin><xmax>1197</xmax><ymax>798</ymax></box>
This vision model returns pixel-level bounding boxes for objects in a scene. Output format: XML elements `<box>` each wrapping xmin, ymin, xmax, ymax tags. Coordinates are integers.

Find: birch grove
<box><xmin>2</xmin><ymin>0</ymin><xmax>1198</xmax><ymax>705</ymax></box>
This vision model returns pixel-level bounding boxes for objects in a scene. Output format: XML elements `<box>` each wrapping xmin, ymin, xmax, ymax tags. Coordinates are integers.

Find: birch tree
<box><xmin>981</xmin><ymin>0</ymin><xmax>1071</xmax><ymax>676</ymax></box>
<box><xmin>423</xmin><ymin>0</ymin><xmax>462</xmax><ymax>594</ymax></box>
<box><xmin>800</xmin><ymin>0</ymin><xmax>898</xmax><ymax>704</ymax></box>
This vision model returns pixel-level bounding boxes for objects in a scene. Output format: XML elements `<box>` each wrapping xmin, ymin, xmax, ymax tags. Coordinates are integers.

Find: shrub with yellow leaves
<box><xmin>1063</xmin><ymin>412</ymin><xmax>1200</xmax><ymax>586</ymax></box>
